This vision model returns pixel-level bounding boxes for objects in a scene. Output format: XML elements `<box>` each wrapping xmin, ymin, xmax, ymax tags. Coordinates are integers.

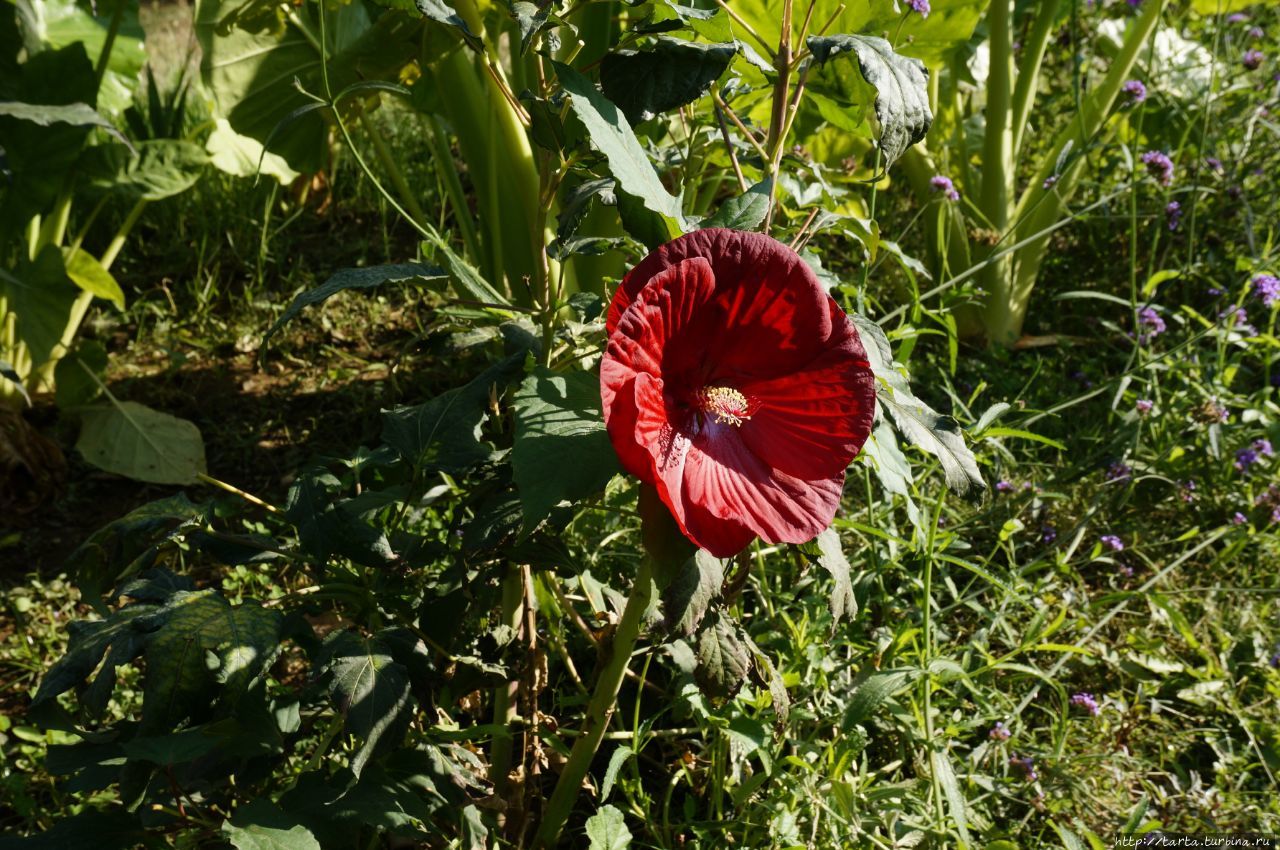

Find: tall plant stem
<box><xmin>94</xmin><ymin>0</ymin><xmax>126</xmax><ymax>84</ymax></box>
<box><xmin>763</xmin><ymin>0</ymin><xmax>795</xmax><ymax>232</ymax></box>
<box><xmin>535</xmin><ymin>559</ymin><xmax>654</xmax><ymax>848</ymax></box>
<box><xmin>490</xmin><ymin>564</ymin><xmax>525</xmax><ymax>799</ymax></box>
<box><xmin>1010</xmin><ymin>0</ymin><xmax>1062</xmax><ymax>156</ymax></box>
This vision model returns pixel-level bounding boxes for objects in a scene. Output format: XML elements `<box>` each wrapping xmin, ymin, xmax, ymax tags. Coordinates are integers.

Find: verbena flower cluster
<box><xmin>1070</xmin><ymin>692</ymin><xmax>1101</xmax><ymax>716</ymax></box>
<box><xmin>930</xmin><ymin>175</ymin><xmax>960</xmax><ymax>201</ymax></box>
<box><xmin>1121</xmin><ymin>79</ymin><xmax>1147</xmax><ymax>105</ymax></box>
<box><xmin>1141</xmin><ymin>150</ymin><xmax>1175</xmax><ymax>187</ymax></box>
<box><xmin>1253</xmin><ymin>274</ymin><xmax>1279</xmax><ymax>308</ymax></box>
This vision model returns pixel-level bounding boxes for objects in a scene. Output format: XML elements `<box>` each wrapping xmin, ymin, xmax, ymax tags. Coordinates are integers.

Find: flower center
<box><xmin>698</xmin><ymin>386</ymin><xmax>753</xmax><ymax>427</ymax></box>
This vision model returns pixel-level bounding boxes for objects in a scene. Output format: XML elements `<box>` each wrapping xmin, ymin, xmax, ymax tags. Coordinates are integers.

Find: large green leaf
<box><xmin>510</xmin><ymin>367</ymin><xmax>619</xmax><ymax>530</ymax></box>
<box><xmin>194</xmin><ymin>0</ymin><xmax>421</xmax><ymax>172</ymax></box>
<box><xmin>76</xmin><ymin>399</ymin><xmax>207</xmax><ymax>485</ymax></box>
<box><xmin>599</xmin><ymin>38</ymin><xmax>737</xmax><ymax>126</ymax></box>
<box><xmin>553</xmin><ymin>60</ymin><xmax>686</xmax><ymax>245</ymax></box>
<box><xmin>660</xmin><ymin>549</ymin><xmax>723</xmax><ymax>638</ymax></box>
<box><xmin>700</xmin><ymin>179</ymin><xmax>772</xmax><ymax>231</ymax></box>
<box><xmin>222</xmin><ymin>800</ymin><xmax>322</xmax><ymax>850</ymax></box>
<box><xmin>319</xmin><ymin>630</ymin><xmax>415</xmax><ymax>776</ymax></box>
<box><xmin>1</xmin><ymin>244</ymin><xmax>78</xmax><ymax>370</ymax></box>
<box><xmin>693</xmin><ymin>610</ymin><xmax>749</xmax><ymax>701</ymax></box>
<box><xmin>0</xmin><ymin>100</ymin><xmax>126</xmax><ymax>141</ymax></box>
<box><xmin>64</xmin><ymin>248</ymin><xmax>125</xmax><ymax>309</ymax></box>
<box><xmin>80</xmin><ymin>139</ymin><xmax>208</xmax><ymax>200</ymax></box>
<box><xmin>585</xmin><ymin>805</ymin><xmax>632</xmax><ymax>850</ymax></box>
<box><xmin>205</xmin><ymin>117</ymin><xmax>301</xmax><ymax>184</ymax></box>
<box><xmin>262</xmin><ymin>263</ymin><xmax>446</xmax><ymax>351</ymax></box>
<box><xmin>284</xmin><ymin>470</ymin><xmax>398</xmax><ymax>567</ymax></box>
<box><xmin>806</xmin><ymin>35</ymin><xmax>932</xmax><ymax>169</ymax></box>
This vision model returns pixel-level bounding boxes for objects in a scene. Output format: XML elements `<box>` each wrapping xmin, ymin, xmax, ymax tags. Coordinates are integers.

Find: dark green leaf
<box><xmin>319</xmin><ymin>631</ymin><xmax>415</xmax><ymax>776</ymax></box>
<box><xmin>2</xmin><ymin>245</ymin><xmax>78</xmax><ymax>370</ymax></box>
<box><xmin>509</xmin><ymin>1</ymin><xmax>548</xmax><ymax>53</ymax></box>
<box><xmin>600</xmin><ymin>38</ymin><xmax>736</xmax><ymax>125</ymax></box>
<box><xmin>79</xmin><ymin>139</ymin><xmax>207</xmax><ymax>201</ymax></box>
<box><xmin>797</xmin><ymin>528</ymin><xmax>857</xmax><ymax>622</ymax></box>
<box><xmin>511</xmin><ymin>367</ymin><xmax>619</xmax><ymax>530</ymax></box>
<box><xmin>222</xmin><ymin>799</ymin><xmax>322</xmax><ymax>850</ymax></box>
<box><xmin>415</xmin><ymin>0</ymin><xmax>481</xmax><ymax>49</ymax></box>
<box><xmin>700</xmin><ymin>179</ymin><xmax>772</xmax><ymax>231</ymax></box>
<box><xmin>842</xmin><ymin>668</ymin><xmax>917</xmax><ymax>728</ymax></box>
<box><xmin>693</xmin><ymin>611</ymin><xmax>749</xmax><ymax>701</ymax></box>
<box><xmin>262</xmin><ymin>263</ymin><xmax>446</xmax><ymax>352</ymax></box>
<box><xmin>660</xmin><ymin>549</ymin><xmax>723</xmax><ymax>637</ymax></box>
<box><xmin>0</xmin><ymin>809</ymin><xmax>147</xmax><ymax>850</ymax></box>
<box><xmin>806</xmin><ymin>34</ymin><xmax>932</xmax><ymax>168</ymax></box>
<box><xmin>0</xmin><ymin>100</ymin><xmax>130</xmax><ymax>146</ymax></box>
<box><xmin>285</xmin><ymin>471</ymin><xmax>398</xmax><ymax>567</ymax></box>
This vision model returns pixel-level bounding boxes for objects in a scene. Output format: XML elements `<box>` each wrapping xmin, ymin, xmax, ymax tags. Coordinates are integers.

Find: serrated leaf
<box><xmin>553</xmin><ymin>60</ymin><xmax>685</xmax><ymax>244</ymax></box>
<box><xmin>600</xmin><ymin>38</ymin><xmax>736</xmax><ymax>125</ymax></box>
<box><xmin>806</xmin><ymin>34</ymin><xmax>932</xmax><ymax>168</ymax></box>
<box><xmin>223</xmin><ymin>799</ymin><xmax>322</xmax><ymax>850</ymax></box>
<box><xmin>799</xmin><ymin>528</ymin><xmax>857</xmax><ymax>622</ymax></box>
<box><xmin>284</xmin><ymin>471</ymin><xmax>398</xmax><ymax>567</ymax></box>
<box><xmin>509</xmin><ymin>1</ymin><xmax>548</xmax><ymax>53</ymax></box>
<box><xmin>700</xmin><ymin>179</ymin><xmax>772</xmax><ymax>231</ymax></box>
<box><xmin>320</xmin><ymin>631</ymin><xmax>415</xmax><ymax>776</ymax></box>
<box><xmin>510</xmin><ymin>367</ymin><xmax>619</xmax><ymax>529</ymax></box>
<box><xmin>263</xmin><ymin>264</ymin><xmax>446</xmax><ymax>352</ymax></box>
<box><xmin>31</xmin><ymin>606</ymin><xmax>158</xmax><ymax>712</ymax></box>
<box><xmin>660</xmin><ymin>549</ymin><xmax>723</xmax><ymax>637</ymax></box>
<box><xmin>600</xmin><ymin>745</ymin><xmax>633</xmax><ymax>803</ymax></box>
<box><xmin>585</xmin><ymin>805</ymin><xmax>632</xmax><ymax>850</ymax></box>
<box><xmin>745</xmin><ymin>636</ymin><xmax>789</xmax><ymax>724</ymax></box>
<box><xmin>694</xmin><ymin>611</ymin><xmax>749</xmax><ymax>701</ymax></box>
<box><xmin>842</xmin><ymin>668</ymin><xmax>917</xmax><ymax>728</ymax></box>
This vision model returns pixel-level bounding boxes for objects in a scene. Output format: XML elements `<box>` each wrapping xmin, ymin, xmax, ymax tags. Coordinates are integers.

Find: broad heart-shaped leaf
<box><xmin>205</xmin><ymin>117</ymin><xmax>300</xmax><ymax>185</ymax></box>
<box><xmin>284</xmin><ymin>470</ymin><xmax>398</xmax><ymax>567</ymax></box>
<box><xmin>262</xmin><ymin>263</ymin><xmax>446</xmax><ymax>352</ymax></box>
<box><xmin>585</xmin><ymin>805</ymin><xmax>632</xmax><ymax>850</ymax></box>
<box><xmin>79</xmin><ymin>139</ymin><xmax>208</xmax><ymax>201</ymax></box>
<box><xmin>194</xmin><ymin>0</ymin><xmax>421</xmax><ymax>172</ymax></box>
<box><xmin>76</xmin><ymin>399</ymin><xmax>207</xmax><ymax>485</ymax></box>
<box><xmin>660</xmin><ymin>549</ymin><xmax>723</xmax><ymax>637</ymax></box>
<box><xmin>64</xmin><ymin>248</ymin><xmax>125</xmax><ymax>310</ymax></box>
<box><xmin>852</xmin><ymin>315</ymin><xmax>983</xmax><ymax>496</ymax></box>
<box><xmin>600</xmin><ymin>38</ymin><xmax>737</xmax><ymax>126</ymax></box>
<box><xmin>511</xmin><ymin>367</ymin><xmax>619</xmax><ymax>530</ymax></box>
<box><xmin>700</xmin><ymin>179</ymin><xmax>772</xmax><ymax>231</ymax></box>
<box><xmin>142</xmin><ymin>591</ymin><xmax>282</xmax><ymax>732</ymax></box>
<box><xmin>382</xmin><ymin>352</ymin><xmax>527</xmax><ymax>474</ymax></box>
<box><xmin>319</xmin><ymin>630</ymin><xmax>415</xmax><ymax>777</ymax></box>
<box><xmin>693</xmin><ymin>610</ymin><xmax>750</xmax><ymax>701</ymax></box>
<box><xmin>796</xmin><ymin>528</ymin><xmax>857</xmax><ymax>622</ymax></box>
<box><xmin>553</xmin><ymin>60</ymin><xmax>686</xmax><ymax>245</ymax></box>
<box><xmin>222</xmin><ymin>799</ymin><xmax>322</xmax><ymax>850</ymax></box>
<box><xmin>805</xmin><ymin>34</ymin><xmax>932</xmax><ymax>169</ymax></box>
<box><xmin>1</xmin><ymin>244</ymin><xmax>78</xmax><ymax>370</ymax></box>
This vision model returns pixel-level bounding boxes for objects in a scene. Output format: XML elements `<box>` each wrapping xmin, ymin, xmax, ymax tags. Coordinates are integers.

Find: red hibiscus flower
<box><xmin>601</xmin><ymin>228</ymin><xmax>876</xmax><ymax>558</ymax></box>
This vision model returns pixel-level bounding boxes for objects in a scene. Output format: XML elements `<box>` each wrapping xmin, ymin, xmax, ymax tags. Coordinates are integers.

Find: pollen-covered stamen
<box><xmin>698</xmin><ymin>386</ymin><xmax>754</xmax><ymax>426</ymax></box>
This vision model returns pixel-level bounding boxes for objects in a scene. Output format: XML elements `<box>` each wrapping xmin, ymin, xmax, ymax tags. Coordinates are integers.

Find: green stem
<box><xmin>536</xmin><ymin>559</ymin><xmax>654</xmax><ymax>848</ymax></box>
<box><xmin>489</xmin><ymin>565</ymin><xmax>525</xmax><ymax>797</ymax></box>
<box><xmin>100</xmin><ymin>199</ymin><xmax>148</xmax><ymax>271</ymax></box>
<box><xmin>424</xmin><ymin>114</ymin><xmax>483</xmax><ymax>265</ymax></box>
<box><xmin>1009</xmin><ymin>0</ymin><xmax>1062</xmax><ymax>157</ymax></box>
<box><xmin>358</xmin><ymin>111</ymin><xmax>431</xmax><ymax>231</ymax></box>
<box><xmin>94</xmin><ymin>0</ymin><xmax>126</xmax><ymax>85</ymax></box>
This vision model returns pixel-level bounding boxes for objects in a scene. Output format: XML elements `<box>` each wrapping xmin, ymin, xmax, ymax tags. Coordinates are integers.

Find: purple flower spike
<box><xmin>1205</xmin><ymin>156</ymin><xmax>1224</xmax><ymax>173</ymax></box>
<box><xmin>1141</xmin><ymin>151</ymin><xmax>1175</xmax><ymax>186</ymax></box>
<box><xmin>1070</xmin><ymin>693</ymin><xmax>1102</xmax><ymax>716</ymax></box>
<box><xmin>1248</xmin><ymin>26</ymin><xmax>1264</xmax><ymax>41</ymax></box>
<box><xmin>1010</xmin><ymin>755</ymin><xmax>1038</xmax><ymax>782</ymax></box>
<box><xmin>1121</xmin><ymin>79</ymin><xmax>1147</xmax><ymax>105</ymax></box>
<box><xmin>1136</xmin><ymin>399</ymin><xmax>1154</xmax><ymax>414</ymax></box>
<box><xmin>1252</xmin><ymin>274</ymin><xmax>1279</xmax><ymax>308</ymax></box>
<box><xmin>1243</xmin><ymin>49</ymin><xmax>1264</xmax><ymax>71</ymax></box>
<box><xmin>1105</xmin><ymin>461</ymin><xmax>1133</xmax><ymax>482</ymax></box>
<box><xmin>1227</xmin><ymin>12</ymin><xmax>1248</xmax><ymax>23</ymax></box>
<box><xmin>1232</xmin><ymin>511</ymin><xmax>1248</xmax><ymax>525</ymax></box>
<box><xmin>930</xmin><ymin>175</ymin><xmax>959</xmax><ymax>201</ymax></box>
<box><xmin>989</xmin><ymin>721</ymin><xmax>1012</xmax><ymax>741</ymax></box>
<box><xmin>1165</xmin><ymin>201</ymin><xmax>1182</xmax><ymax>231</ymax></box>
<box><xmin>1100</xmin><ymin>534</ymin><xmax>1125</xmax><ymax>552</ymax></box>
<box><xmin>1041</xmin><ymin>523</ymin><xmax>1058</xmax><ymax>543</ymax></box>
<box><xmin>996</xmin><ymin>480</ymin><xmax>1013</xmax><ymax>492</ymax></box>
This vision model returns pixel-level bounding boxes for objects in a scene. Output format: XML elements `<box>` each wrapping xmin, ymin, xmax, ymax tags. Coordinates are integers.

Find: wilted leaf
<box><xmin>511</xmin><ymin>367</ymin><xmax>619</xmax><ymax>529</ymax></box>
<box><xmin>600</xmin><ymin>38</ymin><xmax>736</xmax><ymax>125</ymax></box>
<box><xmin>694</xmin><ymin>611</ymin><xmax>750</xmax><ymax>700</ymax></box>
<box><xmin>797</xmin><ymin>528</ymin><xmax>857</xmax><ymax>622</ymax></box>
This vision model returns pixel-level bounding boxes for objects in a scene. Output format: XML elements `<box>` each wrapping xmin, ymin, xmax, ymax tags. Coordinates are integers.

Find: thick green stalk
<box><xmin>974</xmin><ymin>0</ymin><xmax>1016</xmax><ymax>343</ymax></box>
<box><xmin>94</xmin><ymin>0</ymin><xmax>126</xmax><ymax>84</ymax></box>
<box><xmin>424</xmin><ymin>114</ymin><xmax>483</xmax><ymax>266</ymax></box>
<box><xmin>985</xmin><ymin>0</ymin><xmax>1166</xmax><ymax>343</ymax></box>
<box><xmin>489</xmin><ymin>565</ymin><xmax>525</xmax><ymax>798</ymax></box>
<box><xmin>1009</xmin><ymin>0</ymin><xmax>1062</xmax><ymax>156</ymax></box>
<box><xmin>536</xmin><ymin>559</ymin><xmax>654</xmax><ymax>848</ymax></box>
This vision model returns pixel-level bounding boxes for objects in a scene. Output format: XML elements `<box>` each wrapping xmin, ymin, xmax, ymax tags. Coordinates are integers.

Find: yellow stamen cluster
<box><xmin>699</xmin><ymin>386</ymin><xmax>752</xmax><ymax>426</ymax></box>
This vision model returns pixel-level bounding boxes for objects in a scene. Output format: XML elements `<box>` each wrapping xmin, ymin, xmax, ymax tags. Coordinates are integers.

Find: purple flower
<box><xmin>989</xmin><ymin>721</ymin><xmax>1011</xmax><ymax>741</ymax></box>
<box><xmin>1105</xmin><ymin>461</ymin><xmax>1133</xmax><ymax>482</ymax></box>
<box><xmin>1118</xmin><ymin>562</ymin><xmax>1135</xmax><ymax>578</ymax></box>
<box><xmin>907</xmin><ymin>0</ymin><xmax>931</xmax><ymax>17</ymax></box>
<box><xmin>1009</xmin><ymin>755</ymin><xmax>1038</xmax><ymax>782</ymax></box>
<box><xmin>1256</xmin><ymin>438</ymin><xmax>1275</xmax><ymax>458</ymax></box>
<box><xmin>1100</xmin><ymin>534</ymin><xmax>1125</xmax><ymax>551</ymax></box>
<box><xmin>1136</xmin><ymin>398</ymin><xmax>1154</xmax><ymax>414</ymax></box>
<box><xmin>1141</xmin><ymin>150</ymin><xmax>1175</xmax><ymax>187</ymax></box>
<box><xmin>1043</xmin><ymin>174</ymin><xmax>1060</xmax><ymax>189</ymax></box>
<box><xmin>1205</xmin><ymin>156</ymin><xmax>1224</xmax><ymax>173</ymax></box>
<box><xmin>1041</xmin><ymin>523</ymin><xmax>1057</xmax><ymax>543</ymax></box>
<box><xmin>1248</xmin><ymin>26</ymin><xmax>1264</xmax><ymax>41</ymax></box>
<box><xmin>1165</xmin><ymin>201</ymin><xmax>1182</xmax><ymax>231</ymax></box>
<box><xmin>1136</xmin><ymin>306</ymin><xmax>1166</xmax><ymax>343</ymax></box>
<box><xmin>930</xmin><ymin>175</ymin><xmax>959</xmax><ymax>201</ymax></box>
<box><xmin>1243</xmin><ymin>49</ymin><xmax>1265</xmax><ymax>71</ymax></box>
<box><xmin>1180</xmin><ymin>480</ymin><xmax>1196</xmax><ymax>503</ymax></box>
<box><xmin>1227</xmin><ymin>12</ymin><xmax>1248</xmax><ymax>23</ymax></box>
<box><xmin>1252</xmin><ymin>274</ymin><xmax>1279</xmax><ymax>308</ymax></box>
<box><xmin>1235</xmin><ymin>447</ymin><xmax>1261</xmax><ymax>472</ymax></box>
<box><xmin>1208</xmin><ymin>286</ymin><xmax>1225</xmax><ymax>297</ymax></box>
<box><xmin>1070</xmin><ymin>692</ymin><xmax>1101</xmax><ymax>716</ymax></box>
<box><xmin>1126</xmin><ymin>0</ymin><xmax>1142</xmax><ymax>7</ymax></box>
<box><xmin>1220</xmin><ymin>304</ymin><xmax>1256</xmax><ymax>335</ymax></box>
<box><xmin>1121</xmin><ymin>79</ymin><xmax>1148</xmax><ymax>105</ymax></box>
<box><xmin>1232</xmin><ymin>511</ymin><xmax>1248</xmax><ymax>525</ymax></box>
<box><xmin>1269</xmin><ymin>650</ymin><xmax>1280</xmax><ymax>668</ymax></box>
<box><xmin>996</xmin><ymin>480</ymin><xmax>1013</xmax><ymax>492</ymax></box>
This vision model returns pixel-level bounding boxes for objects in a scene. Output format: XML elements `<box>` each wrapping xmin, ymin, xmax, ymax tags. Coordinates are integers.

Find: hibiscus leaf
<box><xmin>693</xmin><ymin>610</ymin><xmax>750</xmax><ymax>701</ymax></box>
<box><xmin>600</xmin><ymin>38</ymin><xmax>737</xmax><ymax>126</ymax></box>
<box><xmin>285</xmin><ymin>471</ymin><xmax>399</xmax><ymax>567</ymax></box>
<box><xmin>745</xmin><ymin>636</ymin><xmax>790</xmax><ymax>725</ymax></box>
<box><xmin>262</xmin><ymin>264</ymin><xmax>446</xmax><ymax>354</ymax></box>
<box><xmin>221</xmin><ymin>799</ymin><xmax>322</xmax><ymax>850</ymax></box>
<box><xmin>318</xmin><ymin>630</ymin><xmax>415</xmax><ymax>777</ymax></box>
<box><xmin>660</xmin><ymin>549</ymin><xmax>723</xmax><ymax>637</ymax></box>
<box><xmin>553</xmin><ymin>60</ymin><xmax>686</xmax><ymax>245</ymax></box>
<box><xmin>796</xmin><ymin>528</ymin><xmax>857</xmax><ymax>623</ymax></box>
<box><xmin>511</xmin><ymin>367</ymin><xmax>620</xmax><ymax>530</ymax></box>
<box><xmin>805</xmin><ymin>34</ymin><xmax>932</xmax><ymax>168</ymax></box>
<box><xmin>700</xmin><ymin>179</ymin><xmax>772</xmax><ymax>231</ymax></box>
